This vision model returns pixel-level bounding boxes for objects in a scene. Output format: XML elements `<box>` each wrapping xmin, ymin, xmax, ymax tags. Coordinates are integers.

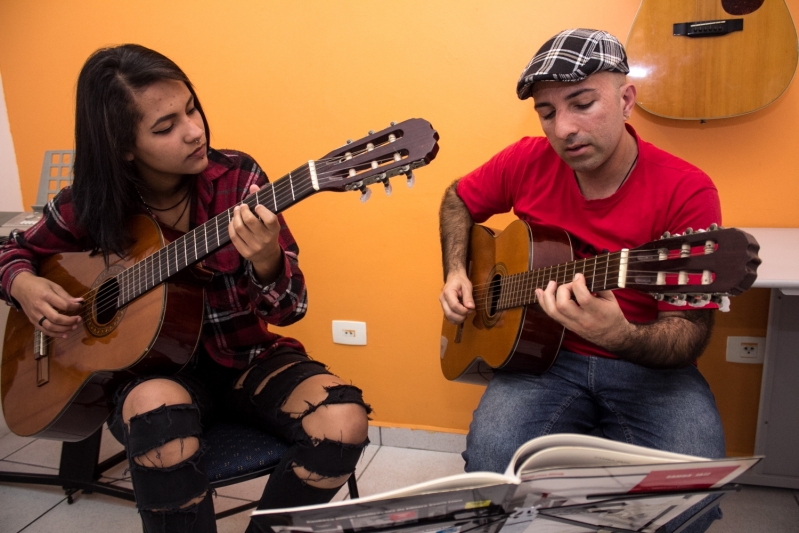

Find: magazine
<box><xmin>250</xmin><ymin>434</ymin><xmax>759</xmax><ymax>533</ymax></box>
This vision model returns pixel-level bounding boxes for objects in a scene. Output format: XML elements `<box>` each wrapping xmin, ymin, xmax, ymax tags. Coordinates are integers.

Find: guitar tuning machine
<box><xmin>368</xmin><ymin>130</ymin><xmax>375</xmax><ymax>135</ymax></box>
<box><xmin>359</xmin><ymin>185</ymin><xmax>372</xmax><ymax>203</ymax></box>
<box><xmin>402</xmin><ymin>165</ymin><xmax>415</xmax><ymax>188</ymax></box>
<box><xmin>346</xmin><ymin>139</ymin><xmax>353</xmax><ymax>145</ymax></box>
<box><xmin>390</xmin><ymin>121</ymin><xmax>396</xmax><ymax>126</ymax></box>
<box><xmin>381</xmin><ymin>174</ymin><xmax>393</xmax><ymax>196</ymax></box>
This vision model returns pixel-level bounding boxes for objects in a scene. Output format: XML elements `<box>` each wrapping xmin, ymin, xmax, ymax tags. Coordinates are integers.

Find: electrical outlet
<box><xmin>332</xmin><ymin>320</ymin><xmax>367</xmax><ymax>346</ymax></box>
<box><xmin>725</xmin><ymin>336</ymin><xmax>766</xmax><ymax>364</ymax></box>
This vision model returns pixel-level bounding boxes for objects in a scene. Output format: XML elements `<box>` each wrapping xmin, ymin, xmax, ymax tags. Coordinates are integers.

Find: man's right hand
<box><xmin>439</xmin><ymin>270</ymin><xmax>475</xmax><ymax>324</ymax></box>
<box><xmin>9</xmin><ymin>271</ymin><xmax>83</xmax><ymax>338</ymax></box>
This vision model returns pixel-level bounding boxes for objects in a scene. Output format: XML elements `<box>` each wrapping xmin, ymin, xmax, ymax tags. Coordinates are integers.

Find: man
<box><xmin>438</xmin><ymin>29</ymin><xmax>725</xmax><ymax>531</ymax></box>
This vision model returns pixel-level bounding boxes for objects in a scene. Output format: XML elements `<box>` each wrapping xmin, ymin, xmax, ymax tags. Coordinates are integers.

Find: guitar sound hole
<box><xmin>722</xmin><ymin>0</ymin><xmax>764</xmax><ymax>16</ymax></box>
<box><xmin>488</xmin><ymin>274</ymin><xmax>502</xmax><ymax>316</ymax></box>
<box><xmin>94</xmin><ymin>279</ymin><xmax>120</xmax><ymax>325</ymax></box>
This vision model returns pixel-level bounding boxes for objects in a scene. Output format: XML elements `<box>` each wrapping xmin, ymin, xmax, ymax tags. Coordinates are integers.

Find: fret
<box><xmin>604</xmin><ymin>254</ymin><xmax>610</xmax><ymax>290</ymax></box>
<box><xmin>271</xmin><ymin>183</ymin><xmax>278</xmax><ymax>211</ymax></box>
<box><xmin>289</xmin><ymin>172</ymin><xmax>296</xmax><ymax>201</ymax></box>
<box><xmin>591</xmin><ymin>256</ymin><xmax>597</xmax><ymax>292</ymax></box>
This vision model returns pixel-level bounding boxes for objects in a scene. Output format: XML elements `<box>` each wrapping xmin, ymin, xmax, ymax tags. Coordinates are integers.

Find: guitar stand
<box><xmin>0</xmin><ymin>426</ymin><xmax>136</xmax><ymax>504</ymax></box>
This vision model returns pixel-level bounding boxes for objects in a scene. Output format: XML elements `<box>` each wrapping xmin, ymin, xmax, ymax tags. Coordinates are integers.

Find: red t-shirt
<box><xmin>456</xmin><ymin>125</ymin><xmax>721</xmax><ymax>358</ymax></box>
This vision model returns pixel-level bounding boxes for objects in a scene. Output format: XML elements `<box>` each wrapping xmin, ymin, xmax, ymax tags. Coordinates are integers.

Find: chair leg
<box><xmin>347</xmin><ymin>473</ymin><xmax>359</xmax><ymax>499</ymax></box>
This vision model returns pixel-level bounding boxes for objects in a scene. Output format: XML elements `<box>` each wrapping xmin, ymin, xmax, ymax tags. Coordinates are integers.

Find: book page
<box><xmin>505</xmin><ymin>434</ymin><xmax>706</xmax><ymax>478</ymax></box>
<box><xmin>517</xmin><ymin>446</ymin><xmax>683</xmax><ymax>476</ymax></box>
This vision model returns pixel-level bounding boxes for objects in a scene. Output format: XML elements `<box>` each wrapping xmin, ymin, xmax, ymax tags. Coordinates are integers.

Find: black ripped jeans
<box><xmin>108</xmin><ymin>348</ymin><xmax>371</xmax><ymax>533</ymax></box>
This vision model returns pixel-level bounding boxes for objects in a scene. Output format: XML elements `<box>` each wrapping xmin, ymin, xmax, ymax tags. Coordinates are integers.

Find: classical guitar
<box><xmin>440</xmin><ymin>220</ymin><xmax>760</xmax><ymax>384</ymax></box>
<box><xmin>626</xmin><ymin>0</ymin><xmax>798</xmax><ymax>119</ymax></box>
<box><xmin>1</xmin><ymin>118</ymin><xmax>439</xmax><ymax>441</ymax></box>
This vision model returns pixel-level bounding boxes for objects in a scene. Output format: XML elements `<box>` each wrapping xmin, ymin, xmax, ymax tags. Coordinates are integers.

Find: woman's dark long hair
<box><xmin>72</xmin><ymin>44</ymin><xmax>210</xmax><ymax>258</ymax></box>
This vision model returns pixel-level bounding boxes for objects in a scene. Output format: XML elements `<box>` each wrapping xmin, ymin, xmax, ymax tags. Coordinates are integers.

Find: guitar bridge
<box><xmin>33</xmin><ymin>330</ymin><xmax>50</xmax><ymax>386</ymax></box>
<box><xmin>673</xmin><ymin>19</ymin><xmax>743</xmax><ymax>37</ymax></box>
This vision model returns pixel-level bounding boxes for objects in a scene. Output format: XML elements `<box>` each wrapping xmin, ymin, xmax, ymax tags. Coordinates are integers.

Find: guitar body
<box><xmin>626</xmin><ymin>0</ymin><xmax>798</xmax><ymax>119</ymax></box>
<box><xmin>440</xmin><ymin>220</ymin><xmax>572</xmax><ymax>384</ymax></box>
<box><xmin>1</xmin><ymin>215</ymin><xmax>204</xmax><ymax>441</ymax></box>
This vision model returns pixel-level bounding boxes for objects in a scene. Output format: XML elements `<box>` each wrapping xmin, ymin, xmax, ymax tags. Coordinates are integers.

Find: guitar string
<box><xmin>467</xmin><ymin>249</ymin><xmax>718</xmax><ymax>308</ymax></box>
<box><xmin>82</xmin><ymin>244</ymin><xmax>712</xmax><ymax>331</ymax></box>
<box><xmin>469</xmin><ymin>269</ymin><xmax>714</xmax><ymax>309</ymax></box>
<box><xmin>469</xmin><ymin>261</ymin><xmax>716</xmax><ymax>309</ymax></box>
<box><xmin>79</xmin><ymin>232</ymin><xmax>714</xmax><ymax>333</ymax></box>
<box><xmin>42</xmin><ymin>148</ymin><xmax>417</xmax><ymax>341</ymax></box>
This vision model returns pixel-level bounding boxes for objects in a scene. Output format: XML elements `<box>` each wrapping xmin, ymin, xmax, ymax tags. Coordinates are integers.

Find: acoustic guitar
<box><xmin>440</xmin><ymin>220</ymin><xmax>760</xmax><ymax>384</ymax></box>
<box><xmin>1</xmin><ymin>118</ymin><xmax>439</xmax><ymax>441</ymax></box>
<box><xmin>626</xmin><ymin>0</ymin><xmax>798</xmax><ymax>119</ymax></box>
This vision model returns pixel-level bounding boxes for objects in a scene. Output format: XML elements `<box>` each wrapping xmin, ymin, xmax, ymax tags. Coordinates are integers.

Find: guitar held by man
<box><xmin>440</xmin><ymin>220</ymin><xmax>760</xmax><ymax>384</ymax></box>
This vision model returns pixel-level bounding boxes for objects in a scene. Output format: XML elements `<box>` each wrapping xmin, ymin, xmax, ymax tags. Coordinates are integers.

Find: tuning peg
<box><xmin>368</xmin><ymin>130</ymin><xmax>375</xmax><ymax>135</ymax></box>
<box><xmin>383</xmin><ymin>179</ymin><xmax>393</xmax><ymax>196</ymax></box>
<box><xmin>390</xmin><ymin>121</ymin><xmax>396</xmax><ymax>126</ymax></box>
<box><xmin>708</xmin><ymin>223</ymin><xmax>719</xmax><ymax>231</ymax></box>
<box><xmin>661</xmin><ymin>231</ymin><xmax>670</xmax><ymax>239</ymax></box>
<box><xmin>346</xmin><ymin>139</ymin><xmax>353</xmax><ymax>144</ymax></box>
<box><xmin>359</xmin><ymin>186</ymin><xmax>372</xmax><ymax>203</ymax></box>
<box><xmin>405</xmin><ymin>170</ymin><xmax>415</xmax><ymax>188</ymax></box>
<box><xmin>684</xmin><ymin>228</ymin><xmax>693</xmax><ymax>235</ymax></box>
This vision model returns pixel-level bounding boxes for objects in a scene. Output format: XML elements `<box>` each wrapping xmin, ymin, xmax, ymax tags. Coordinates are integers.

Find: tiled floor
<box><xmin>2</xmin><ymin>417</ymin><xmax>799</xmax><ymax>533</ymax></box>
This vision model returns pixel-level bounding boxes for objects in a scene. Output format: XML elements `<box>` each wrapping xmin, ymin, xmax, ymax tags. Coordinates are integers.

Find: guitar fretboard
<box><xmin>495</xmin><ymin>252</ymin><xmax>626</xmax><ymax>311</ymax></box>
<box><xmin>114</xmin><ymin>162</ymin><xmax>318</xmax><ymax>307</ymax></box>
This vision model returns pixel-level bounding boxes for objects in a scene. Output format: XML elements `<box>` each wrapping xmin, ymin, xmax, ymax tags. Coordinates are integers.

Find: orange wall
<box><xmin>0</xmin><ymin>1</ymin><xmax>795</xmax><ymax>453</ymax></box>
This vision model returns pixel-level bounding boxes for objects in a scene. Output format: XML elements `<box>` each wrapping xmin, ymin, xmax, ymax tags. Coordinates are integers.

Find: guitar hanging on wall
<box><xmin>626</xmin><ymin>0</ymin><xmax>798</xmax><ymax>120</ymax></box>
<box><xmin>440</xmin><ymin>220</ymin><xmax>760</xmax><ymax>385</ymax></box>
<box><xmin>1</xmin><ymin>119</ymin><xmax>439</xmax><ymax>441</ymax></box>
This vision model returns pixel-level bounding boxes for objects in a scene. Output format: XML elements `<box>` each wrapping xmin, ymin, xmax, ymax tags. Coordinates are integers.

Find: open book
<box><xmin>251</xmin><ymin>434</ymin><xmax>759</xmax><ymax>533</ymax></box>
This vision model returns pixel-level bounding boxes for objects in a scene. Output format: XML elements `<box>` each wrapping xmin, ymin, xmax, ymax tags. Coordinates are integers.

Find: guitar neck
<box><xmin>116</xmin><ymin>161</ymin><xmax>319</xmax><ymax>306</ymax></box>
<box><xmin>494</xmin><ymin>252</ymin><xmax>627</xmax><ymax>311</ymax></box>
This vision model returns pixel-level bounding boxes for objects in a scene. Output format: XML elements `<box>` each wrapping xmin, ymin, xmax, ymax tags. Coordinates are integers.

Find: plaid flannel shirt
<box><xmin>0</xmin><ymin>148</ymin><xmax>307</xmax><ymax>369</ymax></box>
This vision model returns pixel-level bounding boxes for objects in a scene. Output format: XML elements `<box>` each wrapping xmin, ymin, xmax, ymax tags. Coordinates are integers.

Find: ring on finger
<box><xmin>38</xmin><ymin>316</ymin><xmax>47</xmax><ymax>326</ymax></box>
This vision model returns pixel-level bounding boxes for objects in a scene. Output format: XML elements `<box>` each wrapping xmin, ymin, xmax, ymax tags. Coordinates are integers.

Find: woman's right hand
<box><xmin>9</xmin><ymin>271</ymin><xmax>83</xmax><ymax>338</ymax></box>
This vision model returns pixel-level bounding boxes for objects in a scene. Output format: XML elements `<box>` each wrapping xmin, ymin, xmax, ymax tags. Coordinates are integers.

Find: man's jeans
<box><xmin>463</xmin><ymin>351</ymin><xmax>726</xmax><ymax>532</ymax></box>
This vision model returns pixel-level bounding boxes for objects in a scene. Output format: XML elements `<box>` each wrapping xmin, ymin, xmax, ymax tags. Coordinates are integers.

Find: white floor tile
<box><xmin>215</xmin><ymin>475</ymin><xmax>268</xmax><ymax>502</ymax></box>
<box><xmin>0</xmin><ymin>482</ymin><xmax>66</xmax><ymax>533</ymax></box>
<box><xmin>4</xmin><ymin>437</ymin><xmax>62</xmax><ymax>469</ymax></box>
<box><xmin>354</xmin><ymin>446</ymin><xmax>466</xmax><ymax>498</ymax></box>
<box><xmin>18</xmin><ymin>492</ymin><xmax>140</xmax><ymax>533</ymax></box>
<box><xmin>0</xmin><ymin>431</ymin><xmax>35</xmax><ymax>461</ymax></box>
<box><xmin>0</xmin><ymin>459</ymin><xmax>57</xmax><ymax>475</ymax></box>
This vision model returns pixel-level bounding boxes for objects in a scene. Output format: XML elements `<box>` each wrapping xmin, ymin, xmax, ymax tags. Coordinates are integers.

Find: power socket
<box><xmin>725</xmin><ymin>336</ymin><xmax>766</xmax><ymax>364</ymax></box>
<box><xmin>332</xmin><ymin>320</ymin><xmax>367</xmax><ymax>346</ymax></box>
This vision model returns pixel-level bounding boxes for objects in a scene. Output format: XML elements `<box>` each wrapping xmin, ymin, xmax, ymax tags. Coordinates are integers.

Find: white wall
<box><xmin>0</xmin><ymin>70</ymin><xmax>23</xmax><ymax>212</ymax></box>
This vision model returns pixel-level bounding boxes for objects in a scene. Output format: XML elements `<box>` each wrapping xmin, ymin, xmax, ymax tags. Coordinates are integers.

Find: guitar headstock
<box><xmin>312</xmin><ymin>118</ymin><xmax>439</xmax><ymax>200</ymax></box>
<box><xmin>623</xmin><ymin>225</ymin><xmax>760</xmax><ymax>306</ymax></box>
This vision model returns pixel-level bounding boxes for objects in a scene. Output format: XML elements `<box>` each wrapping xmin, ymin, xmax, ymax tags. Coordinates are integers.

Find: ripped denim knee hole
<box><xmin>125</xmin><ymin>403</ymin><xmax>211</xmax><ymax>511</ymax></box>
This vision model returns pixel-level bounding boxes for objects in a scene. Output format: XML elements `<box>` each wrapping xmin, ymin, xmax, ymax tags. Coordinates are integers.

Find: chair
<box><xmin>0</xmin><ymin>151</ymin><xmax>359</xmax><ymax>518</ymax></box>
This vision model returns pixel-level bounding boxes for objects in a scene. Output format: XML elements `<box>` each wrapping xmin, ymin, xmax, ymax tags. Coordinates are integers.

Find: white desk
<box><xmin>737</xmin><ymin>228</ymin><xmax>799</xmax><ymax>489</ymax></box>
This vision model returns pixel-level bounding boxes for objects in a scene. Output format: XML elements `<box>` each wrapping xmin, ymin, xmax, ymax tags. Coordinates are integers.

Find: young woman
<box><xmin>0</xmin><ymin>44</ymin><xmax>371</xmax><ymax>533</ymax></box>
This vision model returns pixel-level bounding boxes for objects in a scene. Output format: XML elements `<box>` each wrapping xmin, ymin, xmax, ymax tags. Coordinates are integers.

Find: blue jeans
<box><xmin>463</xmin><ymin>351</ymin><xmax>726</xmax><ymax>532</ymax></box>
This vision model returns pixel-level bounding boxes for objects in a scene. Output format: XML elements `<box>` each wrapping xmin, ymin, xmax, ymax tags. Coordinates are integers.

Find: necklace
<box><xmin>138</xmin><ymin>178</ymin><xmax>192</xmax><ymax>211</ymax></box>
<box><xmin>615</xmin><ymin>152</ymin><xmax>639</xmax><ymax>192</ymax></box>
<box><xmin>136</xmin><ymin>179</ymin><xmax>194</xmax><ymax>228</ymax></box>
<box><xmin>573</xmin><ymin>151</ymin><xmax>639</xmax><ymax>196</ymax></box>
